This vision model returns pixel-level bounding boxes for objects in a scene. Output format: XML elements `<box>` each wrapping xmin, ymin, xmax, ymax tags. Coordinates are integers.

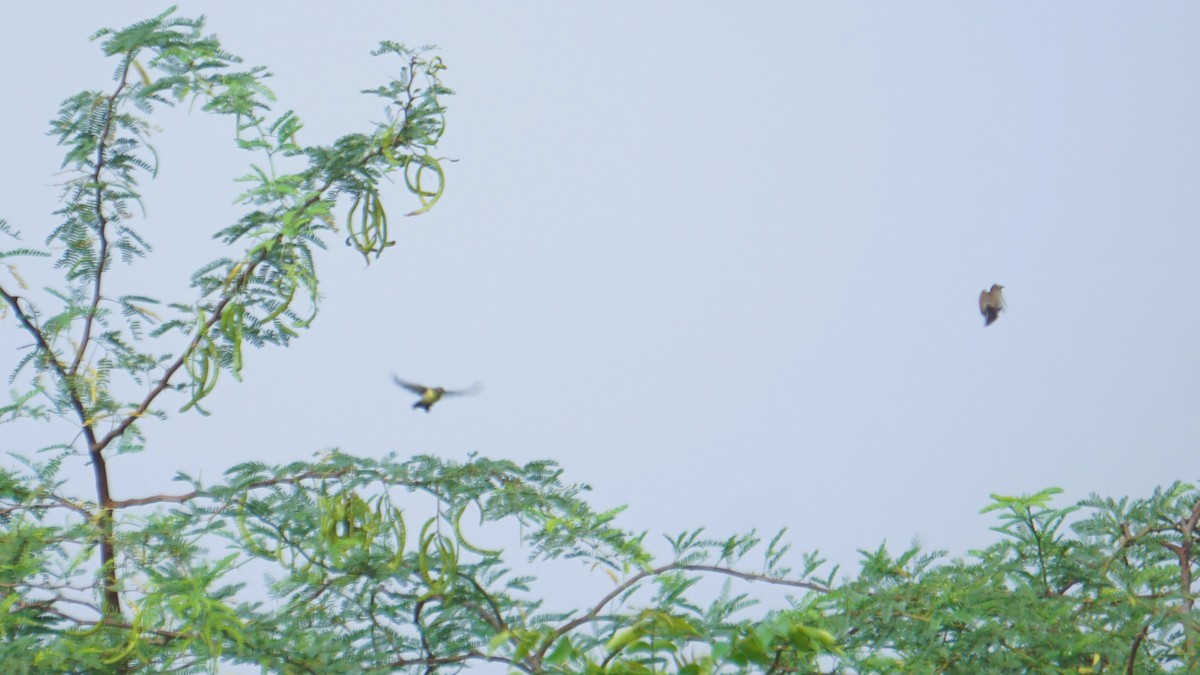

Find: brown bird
<box><xmin>979</xmin><ymin>284</ymin><xmax>1006</xmax><ymax>326</ymax></box>
<box><xmin>392</xmin><ymin>375</ymin><xmax>481</xmax><ymax>412</ymax></box>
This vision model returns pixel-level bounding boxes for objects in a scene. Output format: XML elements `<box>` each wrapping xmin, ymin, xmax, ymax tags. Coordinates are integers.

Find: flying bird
<box><xmin>979</xmin><ymin>284</ymin><xmax>1006</xmax><ymax>326</ymax></box>
<box><xmin>392</xmin><ymin>375</ymin><xmax>481</xmax><ymax>412</ymax></box>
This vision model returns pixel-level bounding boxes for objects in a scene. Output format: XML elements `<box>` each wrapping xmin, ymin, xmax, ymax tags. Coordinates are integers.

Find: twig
<box><xmin>540</xmin><ymin>561</ymin><xmax>828</xmax><ymax>662</ymax></box>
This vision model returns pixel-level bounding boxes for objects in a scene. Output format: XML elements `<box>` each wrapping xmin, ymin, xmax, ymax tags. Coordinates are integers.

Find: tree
<box><xmin>814</xmin><ymin>486</ymin><xmax>1200</xmax><ymax>673</ymax></box>
<box><xmin>0</xmin><ymin>9</ymin><xmax>1196</xmax><ymax>674</ymax></box>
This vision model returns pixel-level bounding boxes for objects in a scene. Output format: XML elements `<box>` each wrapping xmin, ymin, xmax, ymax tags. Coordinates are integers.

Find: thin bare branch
<box><xmin>540</xmin><ymin>560</ymin><xmax>828</xmax><ymax>662</ymax></box>
<box><xmin>110</xmin><ymin>491</ymin><xmax>198</xmax><ymax>509</ymax></box>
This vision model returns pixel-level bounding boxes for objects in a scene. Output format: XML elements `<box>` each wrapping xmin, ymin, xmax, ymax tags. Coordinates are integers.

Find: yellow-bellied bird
<box><xmin>979</xmin><ymin>284</ymin><xmax>1006</xmax><ymax>326</ymax></box>
<box><xmin>392</xmin><ymin>375</ymin><xmax>481</xmax><ymax>412</ymax></box>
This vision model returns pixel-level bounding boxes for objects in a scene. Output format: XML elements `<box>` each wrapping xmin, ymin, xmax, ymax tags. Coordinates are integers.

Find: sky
<box><xmin>3</xmin><ymin>0</ymin><xmax>1200</xmax><ymax>621</ymax></box>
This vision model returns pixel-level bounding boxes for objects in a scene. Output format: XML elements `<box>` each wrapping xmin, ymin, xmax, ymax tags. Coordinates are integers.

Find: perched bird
<box><xmin>392</xmin><ymin>375</ymin><xmax>481</xmax><ymax>412</ymax></box>
<box><xmin>979</xmin><ymin>284</ymin><xmax>1006</xmax><ymax>326</ymax></box>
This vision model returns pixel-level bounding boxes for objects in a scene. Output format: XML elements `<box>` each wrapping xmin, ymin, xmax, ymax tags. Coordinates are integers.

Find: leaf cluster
<box><xmin>4</xmin><ymin>444</ymin><xmax>1198</xmax><ymax>672</ymax></box>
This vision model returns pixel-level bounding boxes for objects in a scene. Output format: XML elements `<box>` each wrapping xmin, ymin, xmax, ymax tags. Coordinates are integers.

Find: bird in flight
<box><xmin>392</xmin><ymin>375</ymin><xmax>481</xmax><ymax>412</ymax></box>
<box><xmin>979</xmin><ymin>284</ymin><xmax>1006</xmax><ymax>326</ymax></box>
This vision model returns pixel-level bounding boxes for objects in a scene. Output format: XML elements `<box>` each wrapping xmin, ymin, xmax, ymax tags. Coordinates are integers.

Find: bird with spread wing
<box><xmin>979</xmin><ymin>284</ymin><xmax>1006</xmax><ymax>326</ymax></box>
<box><xmin>392</xmin><ymin>375</ymin><xmax>481</xmax><ymax>412</ymax></box>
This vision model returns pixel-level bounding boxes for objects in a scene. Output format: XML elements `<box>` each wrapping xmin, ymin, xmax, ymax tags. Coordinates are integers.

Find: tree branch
<box><xmin>1025</xmin><ymin>506</ymin><xmax>1051</xmax><ymax>596</ymax></box>
<box><xmin>93</xmin><ymin>180</ymin><xmax>340</xmax><ymax>454</ymax></box>
<box><xmin>110</xmin><ymin>491</ymin><xmax>198</xmax><ymax>509</ymax></box>
<box><xmin>0</xmin><ymin>285</ymin><xmax>118</xmax><ymax>614</ymax></box>
<box><xmin>1125</xmin><ymin>622</ymin><xmax>1149</xmax><ymax>675</ymax></box>
<box><xmin>0</xmin><ymin>288</ymin><xmax>92</xmax><ymax>439</ymax></box>
<box><xmin>1177</xmin><ymin>496</ymin><xmax>1200</xmax><ymax>653</ymax></box>
<box><xmin>539</xmin><ymin>560</ymin><xmax>828</xmax><ymax>661</ymax></box>
<box><xmin>69</xmin><ymin>56</ymin><xmax>131</xmax><ymax>378</ymax></box>
<box><xmin>92</xmin><ymin>254</ymin><xmax>261</xmax><ymax>453</ymax></box>
<box><xmin>383</xmin><ymin>651</ymin><xmax>532</xmax><ymax>674</ymax></box>
<box><xmin>0</xmin><ymin>493</ymin><xmax>94</xmax><ymax>520</ymax></box>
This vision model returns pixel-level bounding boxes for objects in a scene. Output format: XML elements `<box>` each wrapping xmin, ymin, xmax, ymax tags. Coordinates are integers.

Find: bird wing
<box><xmin>442</xmin><ymin>382</ymin><xmax>483</xmax><ymax>397</ymax></box>
<box><xmin>980</xmin><ymin>287</ymin><xmax>1005</xmax><ymax>313</ymax></box>
<box><xmin>392</xmin><ymin>375</ymin><xmax>429</xmax><ymax>394</ymax></box>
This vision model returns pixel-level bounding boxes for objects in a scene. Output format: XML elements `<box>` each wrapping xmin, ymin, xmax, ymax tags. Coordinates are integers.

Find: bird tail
<box><xmin>413</xmin><ymin>401</ymin><xmax>431</xmax><ymax>412</ymax></box>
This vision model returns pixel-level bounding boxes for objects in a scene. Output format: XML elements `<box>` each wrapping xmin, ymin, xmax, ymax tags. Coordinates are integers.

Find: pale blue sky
<box><xmin>3</xmin><ymin>3</ymin><xmax>1199</xmax><ymax>585</ymax></box>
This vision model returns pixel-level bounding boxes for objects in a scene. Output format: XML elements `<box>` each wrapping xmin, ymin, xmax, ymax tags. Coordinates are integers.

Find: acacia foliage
<box><xmin>817</xmin><ymin>485</ymin><xmax>1200</xmax><ymax>673</ymax></box>
<box><xmin>0</xmin><ymin>8</ymin><xmax>1197</xmax><ymax>674</ymax></box>
<box><xmin>1</xmin><ymin>4</ymin><xmax>454</xmax><ymax>633</ymax></box>
<box><xmin>2</xmin><ymin>454</ymin><xmax>1199</xmax><ymax>672</ymax></box>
